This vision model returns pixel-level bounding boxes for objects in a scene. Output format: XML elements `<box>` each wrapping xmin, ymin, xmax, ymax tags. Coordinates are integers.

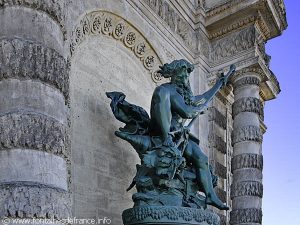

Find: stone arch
<box><xmin>69</xmin><ymin>10</ymin><xmax>165</xmax><ymax>83</ymax></box>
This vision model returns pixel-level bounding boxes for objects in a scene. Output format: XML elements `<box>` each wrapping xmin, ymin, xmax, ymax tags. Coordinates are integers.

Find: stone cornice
<box><xmin>204</xmin><ymin>0</ymin><xmax>287</xmax><ymax>41</ymax></box>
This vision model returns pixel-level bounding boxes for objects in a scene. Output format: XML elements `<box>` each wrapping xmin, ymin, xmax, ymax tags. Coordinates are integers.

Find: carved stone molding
<box><xmin>233</xmin><ymin>76</ymin><xmax>260</xmax><ymax>90</ymax></box>
<box><xmin>70</xmin><ymin>10</ymin><xmax>164</xmax><ymax>83</ymax></box>
<box><xmin>215</xmin><ymin>161</ymin><xmax>227</xmax><ymax>179</ymax></box>
<box><xmin>232</xmin><ymin>125</ymin><xmax>263</xmax><ymax>144</ymax></box>
<box><xmin>143</xmin><ymin>0</ymin><xmax>195</xmax><ymax>49</ymax></box>
<box><xmin>210</xmin><ymin>26</ymin><xmax>255</xmax><ymax>62</ymax></box>
<box><xmin>0</xmin><ymin>38</ymin><xmax>68</xmax><ymax>98</ymax></box>
<box><xmin>0</xmin><ymin>184</ymin><xmax>71</xmax><ymax>219</ymax></box>
<box><xmin>208</xmin><ymin>107</ymin><xmax>227</xmax><ymax>130</ymax></box>
<box><xmin>123</xmin><ymin>206</ymin><xmax>220</xmax><ymax>225</ymax></box>
<box><xmin>209</xmin><ymin>133</ymin><xmax>227</xmax><ymax>154</ymax></box>
<box><xmin>205</xmin><ymin>0</ymin><xmax>244</xmax><ymax>17</ymax></box>
<box><xmin>231</xmin><ymin>181</ymin><xmax>263</xmax><ymax>198</ymax></box>
<box><xmin>0</xmin><ymin>113</ymin><xmax>67</xmax><ymax>157</ymax></box>
<box><xmin>232</xmin><ymin>97</ymin><xmax>264</xmax><ymax>120</ymax></box>
<box><xmin>231</xmin><ymin>154</ymin><xmax>263</xmax><ymax>171</ymax></box>
<box><xmin>209</xmin><ymin>15</ymin><xmax>257</xmax><ymax>39</ymax></box>
<box><xmin>230</xmin><ymin>208</ymin><xmax>262</xmax><ymax>224</ymax></box>
<box><xmin>0</xmin><ymin>0</ymin><xmax>65</xmax><ymax>37</ymax></box>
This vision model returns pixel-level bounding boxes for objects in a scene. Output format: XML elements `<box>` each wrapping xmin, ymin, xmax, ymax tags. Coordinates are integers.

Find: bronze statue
<box><xmin>107</xmin><ymin>59</ymin><xmax>235</xmax><ymax>224</ymax></box>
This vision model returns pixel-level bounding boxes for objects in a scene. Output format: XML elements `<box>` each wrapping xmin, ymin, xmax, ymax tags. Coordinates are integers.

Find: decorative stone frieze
<box><xmin>0</xmin><ymin>0</ymin><xmax>65</xmax><ymax>37</ymax></box>
<box><xmin>232</xmin><ymin>68</ymin><xmax>263</xmax><ymax>87</ymax></box>
<box><xmin>0</xmin><ymin>38</ymin><xmax>68</xmax><ymax>98</ymax></box>
<box><xmin>232</xmin><ymin>125</ymin><xmax>263</xmax><ymax>144</ymax></box>
<box><xmin>205</xmin><ymin>0</ymin><xmax>244</xmax><ymax>17</ymax></box>
<box><xmin>0</xmin><ymin>113</ymin><xmax>67</xmax><ymax>157</ymax></box>
<box><xmin>232</xmin><ymin>97</ymin><xmax>264</xmax><ymax>120</ymax></box>
<box><xmin>231</xmin><ymin>154</ymin><xmax>263</xmax><ymax>171</ymax></box>
<box><xmin>143</xmin><ymin>0</ymin><xmax>195</xmax><ymax>48</ymax></box>
<box><xmin>208</xmin><ymin>107</ymin><xmax>227</xmax><ymax>129</ymax></box>
<box><xmin>231</xmin><ymin>181</ymin><xmax>263</xmax><ymax>198</ymax></box>
<box><xmin>210</xmin><ymin>27</ymin><xmax>255</xmax><ymax>62</ymax></box>
<box><xmin>209</xmin><ymin>16</ymin><xmax>256</xmax><ymax>39</ymax></box>
<box><xmin>209</xmin><ymin>134</ymin><xmax>227</xmax><ymax>154</ymax></box>
<box><xmin>70</xmin><ymin>10</ymin><xmax>163</xmax><ymax>83</ymax></box>
<box><xmin>215</xmin><ymin>161</ymin><xmax>227</xmax><ymax>179</ymax></box>
<box><xmin>122</xmin><ymin>206</ymin><xmax>220</xmax><ymax>225</ymax></box>
<box><xmin>0</xmin><ymin>184</ymin><xmax>71</xmax><ymax>219</ymax></box>
<box><xmin>230</xmin><ymin>208</ymin><xmax>262</xmax><ymax>224</ymax></box>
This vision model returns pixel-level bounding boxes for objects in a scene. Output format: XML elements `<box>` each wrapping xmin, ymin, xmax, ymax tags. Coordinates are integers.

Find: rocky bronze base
<box><xmin>122</xmin><ymin>206</ymin><xmax>220</xmax><ymax>225</ymax></box>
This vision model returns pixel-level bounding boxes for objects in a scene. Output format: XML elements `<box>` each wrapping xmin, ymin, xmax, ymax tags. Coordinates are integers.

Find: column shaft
<box><xmin>230</xmin><ymin>75</ymin><xmax>264</xmax><ymax>225</ymax></box>
<box><xmin>0</xmin><ymin>1</ymin><xmax>70</xmax><ymax>222</ymax></box>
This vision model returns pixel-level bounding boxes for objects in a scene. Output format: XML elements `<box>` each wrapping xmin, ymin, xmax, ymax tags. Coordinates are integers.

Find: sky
<box><xmin>263</xmin><ymin>0</ymin><xmax>300</xmax><ymax>224</ymax></box>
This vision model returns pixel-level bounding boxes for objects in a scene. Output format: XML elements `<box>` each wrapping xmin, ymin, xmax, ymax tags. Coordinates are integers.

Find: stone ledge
<box><xmin>122</xmin><ymin>206</ymin><xmax>220</xmax><ymax>225</ymax></box>
<box><xmin>0</xmin><ymin>38</ymin><xmax>68</xmax><ymax>99</ymax></box>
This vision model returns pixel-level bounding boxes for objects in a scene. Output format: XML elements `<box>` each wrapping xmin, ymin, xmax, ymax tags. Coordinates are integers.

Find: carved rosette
<box><xmin>232</xmin><ymin>125</ymin><xmax>263</xmax><ymax>145</ymax></box>
<box><xmin>122</xmin><ymin>206</ymin><xmax>220</xmax><ymax>225</ymax></box>
<box><xmin>232</xmin><ymin>97</ymin><xmax>264</xmax><ymax>120</ymax></box>
<box><xmin>0</xmin><ymin>0</ymin><xmax>66</xmax><ymax>38</ymax></box>
<box><xmin>0</xmin><ymin>113</ymin><xmax>67</xmax><ymax>157</ymax></box>
<box><xmin>230</xmin><ymin>208</ymin><xmax>262</xmax><ymax>225</ymax></box>
<box><xmin>0</xmin><ymin>38</ymin><xmax>68</xmax><ymax>99</ymax></box>
<box><xmin>231</xmin><ymin>181</ymin><xmax>263</xmax><ymax>198</ymax></box>
<box><xmin>0</xmin><ymin>184</ymin><xmax>71</xmax><ymax>219</ymax></box>
<box><xmin>70</xmin><ymin>11</ymin><xmax>164</xmax><ymax>83</ymax></box>
<box><xmin>231</xmin><ymin>154</ymin><xmax>263</xmax><ymax>171</ymax></box>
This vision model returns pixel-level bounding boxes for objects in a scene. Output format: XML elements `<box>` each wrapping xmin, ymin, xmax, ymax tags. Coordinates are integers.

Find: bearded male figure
<box><xmin>149</xmin><ymin>59</ymin><xmax>230</xmax><ymax>210</ymax></box>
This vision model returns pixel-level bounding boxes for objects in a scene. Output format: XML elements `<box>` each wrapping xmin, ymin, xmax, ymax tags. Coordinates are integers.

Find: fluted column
<box><xmin>230</xmin><ymin>74</ymin><xmax>264</xmax><ymax>225</ymax></box>
<box><xmin>0</xmin><ymin>1</ymin><xmax>70</xmax><ymax>223</ymax></box>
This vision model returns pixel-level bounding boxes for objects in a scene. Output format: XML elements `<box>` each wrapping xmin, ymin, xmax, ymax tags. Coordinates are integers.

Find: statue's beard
<box><xmin>172</xmin><ymin>78</ymin><xmax>194</xmax><ymax>106</ymax></box>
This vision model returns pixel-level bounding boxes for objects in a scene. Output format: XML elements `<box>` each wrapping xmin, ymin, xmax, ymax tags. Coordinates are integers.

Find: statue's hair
<box><xmin>158</xmin><ymin>59</ymin><xmax>194</xmax><ymax>78</ymax></box>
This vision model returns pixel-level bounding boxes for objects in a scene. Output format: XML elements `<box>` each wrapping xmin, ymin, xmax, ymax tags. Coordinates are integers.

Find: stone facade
<box><xmin>0</xmin><ymin>0</ymin><xmax>287</xmax><ymax>225</ymax></box>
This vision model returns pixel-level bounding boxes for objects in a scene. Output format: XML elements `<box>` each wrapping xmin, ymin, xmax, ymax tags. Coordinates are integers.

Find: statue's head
<box><xmin>158</xmin><ymin>59</ymin><xmax>194</xmax><ymax>86</ymax></box>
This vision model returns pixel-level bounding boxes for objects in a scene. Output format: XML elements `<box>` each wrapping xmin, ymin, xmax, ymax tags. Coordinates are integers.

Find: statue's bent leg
<box><xmin>184</xmin><ymin>141</ymin><xmax>229</xmax><ymax>210</ymax></box>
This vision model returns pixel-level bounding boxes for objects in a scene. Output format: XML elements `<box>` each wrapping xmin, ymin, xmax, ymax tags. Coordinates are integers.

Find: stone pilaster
<box><xmin>0</xmin><ymin>1</ymin><xmax>70</xmax><ymax>222</ymax></box>
<box><xmin>230</xmin><ymin>73</ymin><xmax>263</xmax><ymax>225</ymax></box>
